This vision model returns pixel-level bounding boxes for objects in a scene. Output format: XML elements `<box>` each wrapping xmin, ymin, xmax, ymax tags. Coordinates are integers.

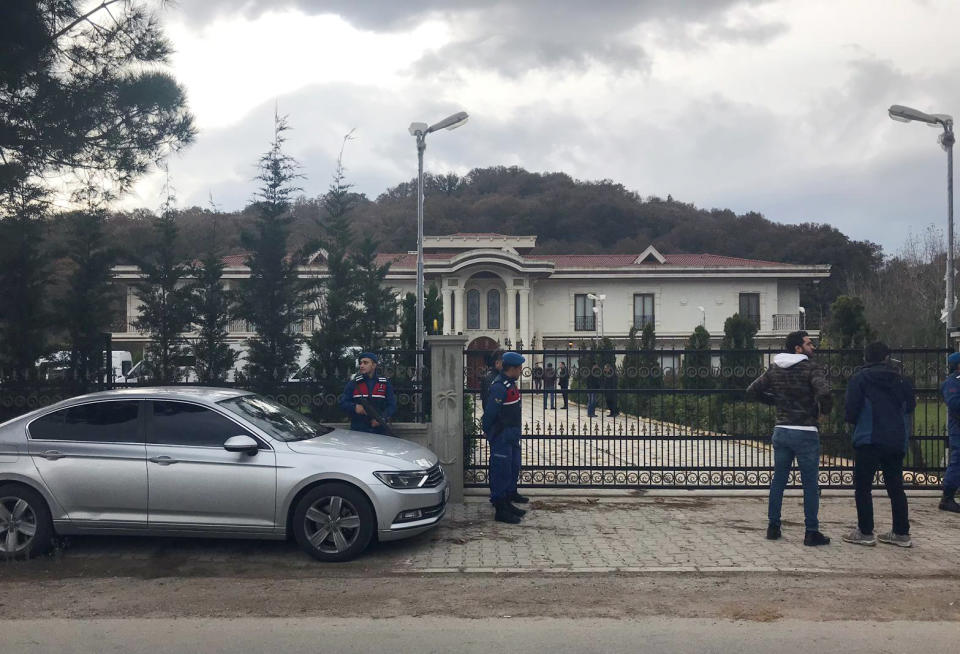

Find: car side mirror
<box><xmin>224</xmin><ymin>434</ymin><xmax>259</xmax><ymax>456</ymax></box>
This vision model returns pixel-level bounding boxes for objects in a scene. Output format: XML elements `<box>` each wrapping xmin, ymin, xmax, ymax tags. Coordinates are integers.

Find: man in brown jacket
<box><xmin>747</xmin><ymin>331</ymin><xmax>833</xmax><ymax>546</ymax></box>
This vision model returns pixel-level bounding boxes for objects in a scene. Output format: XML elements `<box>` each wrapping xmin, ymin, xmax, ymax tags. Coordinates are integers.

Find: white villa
<box><xmin>110</xmin><ymin>233</ymin><xmax>830</xmax><ymax>355</ymax></box>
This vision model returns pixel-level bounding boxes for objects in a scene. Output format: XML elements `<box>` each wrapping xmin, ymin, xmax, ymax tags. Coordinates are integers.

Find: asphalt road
<box><xmin>7</xmin><ymin>617</ymin><xmax>959</xmax><ymax>653</ymax></box>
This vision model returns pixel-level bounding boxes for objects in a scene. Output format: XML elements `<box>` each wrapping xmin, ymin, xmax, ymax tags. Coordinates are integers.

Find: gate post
<box><xmin>426</xmin><ymin>334</ymin><xmax>468</xmax><ymax>502</ymax></box>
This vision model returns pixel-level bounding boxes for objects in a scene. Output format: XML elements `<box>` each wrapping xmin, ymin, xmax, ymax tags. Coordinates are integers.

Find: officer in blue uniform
<box><xmin>482</xmin><ymin>351</ymin><xmax>529</xmax><ymax>524</ymax></box>
<box><xmin>338</xmin><ymin>352</ymin><xmax>396</xmax><ymax>435</ymax></box>
<box><xmin>940</xmin><ymin>352</ymin><xmax>960</xmax><ymax>512</ymax></box>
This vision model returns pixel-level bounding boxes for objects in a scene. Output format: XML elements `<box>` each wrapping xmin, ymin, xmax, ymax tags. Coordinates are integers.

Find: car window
<box><xmin>29</xmin><ymin>401</ymin><xmax>141</xmax><ymax>443</ymax></box>
<box><xmin>150</xmin><ymin>401</ymin><xmax>253</xmax><ymax>448</ymax></box>
<box><xmin>217</xmin><ymin>394</ymin><xmax>332</xmax><ymax>442</ymax></box>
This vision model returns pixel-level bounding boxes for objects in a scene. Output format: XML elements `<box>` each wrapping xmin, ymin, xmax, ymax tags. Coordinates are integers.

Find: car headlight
<box><xmin>374</xmin><ymin>470</ymin><xmax>430</xmax><ymax>489</ymax></box>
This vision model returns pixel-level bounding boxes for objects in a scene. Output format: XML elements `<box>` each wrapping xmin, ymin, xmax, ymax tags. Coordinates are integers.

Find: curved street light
<box><xmin>408</xmin><ymin>111</ymin><xmax>469</xmax><ymax>394</ymax></box>
<box><xmin>889</xmin><ymin>104</ymin><xmax>955</xmax><ymax>346</ymax></box>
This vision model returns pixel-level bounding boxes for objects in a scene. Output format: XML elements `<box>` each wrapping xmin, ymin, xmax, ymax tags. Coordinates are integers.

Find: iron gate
<box><xmin>464</xmin><ymin>347</ymin><xmax>950</xmax><ymax>489</ymax></box>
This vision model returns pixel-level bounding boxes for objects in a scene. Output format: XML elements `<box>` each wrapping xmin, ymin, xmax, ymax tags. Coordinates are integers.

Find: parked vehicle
<box><xmin>0</xmin><ymin>387</ymin><xmax>447</xmax><ymax>561</ymax></box>
<box><xmin>36</xmin><ymin>351</ymin><xmax>134</xmax><ymax>383</ymax></box>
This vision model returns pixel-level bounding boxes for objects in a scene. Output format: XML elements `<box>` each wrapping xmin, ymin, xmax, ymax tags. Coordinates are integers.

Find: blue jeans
<box><xmin>945</xmin><ymin>433</ymin><xmax>960</xmax><ymax>491</ymax></box>
<box><xmin>768</xmin><ymin>427</ymin><xmax>821</xmax><ymax>531</ymax></box>
<box><xmin>587</xmin><ymin>392</ymin><xmax>597</xmax><ymax>416</ymax></box>
<box><xmin>545</xmin><ymin>389</ymin><xmax>556</xmax><ymax>409</ymax></box>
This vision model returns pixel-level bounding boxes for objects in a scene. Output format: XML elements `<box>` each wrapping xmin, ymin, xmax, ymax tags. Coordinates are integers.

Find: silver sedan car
<box><xmin>0</xmin><ymin>387</ymin><xmax>448</xmax><ymax>561</ymax></box>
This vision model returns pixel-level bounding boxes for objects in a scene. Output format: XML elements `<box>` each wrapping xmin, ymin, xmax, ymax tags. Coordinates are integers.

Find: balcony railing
<box><xmin>772</xmin><ymin>313</ymin><xmax>801</xmax><ymax>332</ymax></box>
<box><xmin>228</xmin><ymin>318</ymin><xmax>252</xmax><ymax>333</ymax></box>
<box><xmin>574</xmin><ymin>315</ymin><xmax>596</xmax><ymax>331</ymax></box>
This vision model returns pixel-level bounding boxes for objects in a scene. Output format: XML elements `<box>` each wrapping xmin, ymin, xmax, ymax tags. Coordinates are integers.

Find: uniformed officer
<box><xmin>482</xmin><ymin>351</ymin><xmax>529</xmax><ymax>524</ymax></box>
<box><xmin>338</xmin><ymin>352</ymin><xmax>396</xmax><ymax>435</ymax></box>
<box><xmin>940</xmin><ymin>352</ymin><xmax>960</xmax><ymax>513</ymax></box>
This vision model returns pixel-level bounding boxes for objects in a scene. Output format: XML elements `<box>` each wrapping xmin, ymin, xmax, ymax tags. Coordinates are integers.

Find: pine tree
<box><xmin>59</xmin><ymin>207</ymin><xmax>119</xmax><ymax>384</ymax></box>
<box><xmin>682</xmin><ymin>325</ymin><xmax>714</xmax><ymax>390</ymax></box>
<box><xmin>399</xmin><ymin>286</ymin><xmax>443</xmax><ymax>351</ymax></box>
<box><xmin>189</xmin><ymin>198</ymin><xmax>236</xmax><ymax>384</ymax></box>
<box><xmin>131</xmin><ymin>180</ymin><xmax>193</xmax><ymax>383</ymax></box>
<box><xmin>352</xmin><ymin>234</ymin><xmax>399</xmax><ymax>349</ymax></box>
<box><xmin>234</xmin><ymin>112</ymin><xmax>315</xmax><ymax>390</ymax></box>
<box><xmin>720</xmin><ymin>313</ymin><xmax>762</xmax><ymax>390</ymax></box>
<box><xmin>308</xmin><ymin>135</ymin><xmax>363</xmax><ymax>381</ymax></box>
<box><xmin>0</xmin><ymin>189</ymin><xmax>48</xmax><ymax>381</ymax></box>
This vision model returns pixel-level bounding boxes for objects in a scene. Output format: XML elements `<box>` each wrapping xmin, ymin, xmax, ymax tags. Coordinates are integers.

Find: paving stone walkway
<box><xmin>394</xmin><ymin>494</ymin><xmax>960</xmax><ymax>575</ymax></box>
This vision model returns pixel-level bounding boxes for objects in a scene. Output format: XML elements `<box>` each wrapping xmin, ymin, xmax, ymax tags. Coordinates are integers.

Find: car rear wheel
<box><xmin>0</xmin><ymin>484</ymin><xmax>53</xmax><ymax>560</ymax></box>
<box><xmin>292</xmin><ymin>483</ymin><xmax>374</xmax><ymax>562</ymax></box>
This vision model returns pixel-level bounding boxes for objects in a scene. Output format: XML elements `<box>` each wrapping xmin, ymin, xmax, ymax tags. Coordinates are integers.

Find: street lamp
<box><xmin>587</xmin><ymin>293</ymin><xmax>606</xmax><ymax>337</ymax></box>
<box><xmin>408</xmin><ymin>110</ymin><xmax>469</xmax><ymax>382</ymax></box>
<box><xmin>889</xmin><ymin>103</ymin><xmax>955</xmax><ymax>347</ymax></box>
<box><xmin>697</xmin><ymin>305</ymin><xmax>706</xmax><ymax>327</ymax></box>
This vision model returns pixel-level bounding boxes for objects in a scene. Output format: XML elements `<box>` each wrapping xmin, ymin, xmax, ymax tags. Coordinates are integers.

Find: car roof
<box><xmin>49</xmin><ymin>386</ymin><xmax>252</xmax><ymax>405</ymax></box>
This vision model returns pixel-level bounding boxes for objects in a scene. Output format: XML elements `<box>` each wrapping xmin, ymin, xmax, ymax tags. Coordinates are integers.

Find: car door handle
<box><xmin>149</xmin><ymin>455</ymin><xmax>178</xmax><ymax>465</ymax></box>
<box><xmin>40</xmin><ymin>450</ymin><xmax>64</xmax><ymax>460</ymax></box>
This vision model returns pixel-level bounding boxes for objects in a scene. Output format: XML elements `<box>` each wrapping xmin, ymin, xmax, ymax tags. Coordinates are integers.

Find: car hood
<box><xmin>287</xmin><ymin>429</ymin><xmax>439</xmax><ymax>470</ymax></box>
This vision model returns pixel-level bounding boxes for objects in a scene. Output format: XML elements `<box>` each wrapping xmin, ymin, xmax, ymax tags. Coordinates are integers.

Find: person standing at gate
<box><xmin>482</xmin><ymin>351</ymin><xmax>529</xmax><ymax>524</ymax></box>
<box><xmin>603</xmin><ymin>362</ymin><xmax>620</xmax><ymax>417</ymax></box>
<box><xmin>480</xmin><ymin>349</ymin><xmax>503</xmax><ymax>410</ymax></box>
<box><xmin>543</xmin><ymin>362</ymin><xmax>558</xmax><ymax>409</ymax></box>
<box><xmin>558</xmin><ymin>360</ymin><xmax>570</xmax><ymax>409</ymax></box>
<box><xmin>746</xmin><ymin>331</ymin><xmax>833</xmax><ymax>546</ymax></box>
<box><xmin>338</xmin><ymin>352</ymin><xmax>396</xmax><ymax>435</ymax></box>
<box><xmin>842</xmin><ymin>342</ymin><xmax>916</xmax><ymax>547</ymax></box>
<box><xmin>938</xmin><ymin>352</ymin><xmax>960</xmax><ymax>513</ymax></box>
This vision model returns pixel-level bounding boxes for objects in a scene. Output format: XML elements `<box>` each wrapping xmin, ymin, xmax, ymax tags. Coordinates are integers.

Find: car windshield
<box><xmin>217</xmin><ymin>394</ymin><xmax>332</xmax><ymax>442</ymax></box>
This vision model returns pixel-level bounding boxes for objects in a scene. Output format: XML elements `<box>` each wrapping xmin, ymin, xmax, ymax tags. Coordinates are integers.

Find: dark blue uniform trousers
<box><xmin>946</xmin><ymin>433</ymin><xmax>960</xmax><ymax>490</ymax></box>
<box><xmin>489</xmin><ymin>432</ymin><xmax>522</xmax><ymax>502</ymax></box>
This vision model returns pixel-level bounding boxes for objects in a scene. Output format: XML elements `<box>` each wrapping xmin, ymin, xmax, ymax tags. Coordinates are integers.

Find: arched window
<box><xmin>466</xmin><ymin>289</ymin><xmax>480</xmax><ymax>329</ymax></box>
<box><xmin>487</xmin><ymin>289</ymin><xmax>501</xmax><ymax>329</ymax></box>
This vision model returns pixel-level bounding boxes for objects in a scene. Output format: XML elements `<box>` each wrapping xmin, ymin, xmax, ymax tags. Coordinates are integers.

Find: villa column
<box><xmin>441</xmin><ymin>287</ymin><xmax>452</xmax><ymax>335</ymax></box>
<box><xmin>453</xmin><ymin>288</ymin><xmax>465</xmax><ymax>335</ymax></box>
<box><xmin>518</xmin><ymin>288</ymin><xmax>530</xmax><ymax>349</ymax></box>
<box><xmin>506</xmin><ymin>287</ymin><xmax>517</xmax><ymax>346</ymax></box>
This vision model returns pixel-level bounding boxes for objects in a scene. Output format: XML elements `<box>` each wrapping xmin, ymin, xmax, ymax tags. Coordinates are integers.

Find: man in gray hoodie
<box><xmin>747</xmin><ymin>331</ymin><xmax>833</xmax><ymax>546</ymax></box>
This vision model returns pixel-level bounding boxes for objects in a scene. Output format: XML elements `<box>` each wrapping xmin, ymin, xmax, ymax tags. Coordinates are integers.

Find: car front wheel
<box><xmin>292</xmin><ymin>483</ymin><xmax>375</xmax><ymax>562</ymax></box>
<box><xmin>0</xmin><ymin>484</ymin><xmax>53</xmax><ymax>560</ymax></box>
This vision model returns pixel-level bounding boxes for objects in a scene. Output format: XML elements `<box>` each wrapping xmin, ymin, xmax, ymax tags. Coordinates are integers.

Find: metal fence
<box><xmin>464</xmin><ymin>348</ymin><xmax>951</xmax><ymax>489</ymax></box>
<box><xmin>0</xmin><ymin>349</ymin><xmax>428</xmax><ymax>425</ymax></box>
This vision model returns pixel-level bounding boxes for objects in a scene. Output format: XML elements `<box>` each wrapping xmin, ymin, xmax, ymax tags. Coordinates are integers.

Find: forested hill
<box><xmin>103</xmin><ymin>165</ymin><xmax>882</xmax><ymax>292</ymax></box>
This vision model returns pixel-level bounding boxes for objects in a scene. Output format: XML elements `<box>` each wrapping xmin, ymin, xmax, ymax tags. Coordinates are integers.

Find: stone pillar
<box><xmin>441</xmin><ymin>287</ymin><xmax>452</xmax><ymax>335</ymax></box>
<box><xmin>518</xmin><ymin>288</ymin><xmax>530</xmax><ymax>349</ymax></box>
<box><xmin>426</xmin><ymin>334</ymin><xmax>468</xmax><ymax>502</ymax></box>
<box><xmin>506</xmin><ymin>287</ymin><xmax>517</xmax><ymax>346</ymax></box>
<box><xmin>453</xmin><ymin>288</ymin><xmax>465</xmax><ymax>335</ymax></box>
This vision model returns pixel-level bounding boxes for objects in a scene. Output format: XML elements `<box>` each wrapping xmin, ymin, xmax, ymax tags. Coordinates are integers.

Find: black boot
<box><xmin>508</xmin><ymin>492</ymin><xmax>530</xmax><ymax>504</ymax></box>
<box><xmin>803</xmin><ymin>530</ymin><xmax>831</xmax><ymax>546</ymax></box>
<box><xmin>506</xmin><ymin>502</ymin><xmax>527</xmax><ymax>517</ymax></box>
<box><xmin>494</xmin><ymin>501</ymin><xmax>521</xmax><ymax>524</ymax></box>
<box><xmin>940</xmin><ymin>487</ymin><xmax>960</xmax><ymax>513</ymax></box>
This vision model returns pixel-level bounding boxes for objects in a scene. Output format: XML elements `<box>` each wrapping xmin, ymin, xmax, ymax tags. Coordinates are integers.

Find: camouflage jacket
<box><xmin>746</xmin><ymin>354</ymin><xmax>833</xmax><ymax>428</ymax></box>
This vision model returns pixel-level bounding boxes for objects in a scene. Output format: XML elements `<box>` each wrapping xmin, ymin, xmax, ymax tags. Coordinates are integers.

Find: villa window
<box><xmin>487</xmin><ymin>289</ymin><xmax>501</xmax><ymax>329</ymax></box>
<box><xmin>739</xmin><ymin>293</ymin><xmax>761</xmax><ymax>328</ymax></box>
<box><xmin>467</xmin><ymin>289</ymin><xmax>480</xmax><ymax>329</ymax></box>
<box><xmin>574</xmin><ymin>294</ymin><xmax>596</xmax><ymax>331</ymax></box>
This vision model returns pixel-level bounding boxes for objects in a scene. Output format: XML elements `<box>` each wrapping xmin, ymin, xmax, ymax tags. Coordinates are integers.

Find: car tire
<box><xmin>292</xmin><ymin>483</ymin><xmax>375</xmax><ymax>562</ymax></box>
<box><xmin>0</xmin><ymin>484</ymin><xmax>53</xmax><ymax>560</ymax></box>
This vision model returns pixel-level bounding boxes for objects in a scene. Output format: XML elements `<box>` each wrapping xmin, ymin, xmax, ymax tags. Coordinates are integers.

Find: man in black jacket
<box><xmin>842</xmin><ymin>342</ymin><xmax>916</xmax><ymax>547</ymax></box>
<box><xmin>747</xmin><ymin>331</ymin><xmax>833</xmax><ymax>546</ymax></box>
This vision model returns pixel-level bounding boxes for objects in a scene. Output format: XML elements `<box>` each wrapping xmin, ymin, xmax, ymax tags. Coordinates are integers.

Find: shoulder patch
<box><xmin>353</xmin><ymin>374</ymin><xmax>364</xmax><ymax>381</ymax></box>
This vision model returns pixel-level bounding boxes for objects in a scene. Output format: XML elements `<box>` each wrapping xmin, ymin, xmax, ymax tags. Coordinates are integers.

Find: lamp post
<box><xmin>697</xmin><ymin>305</ymin><xmax>706</xmax><ymax>328</ymax></box>
<box><xmin>408</xmin><ymin>111</ymin><xmax>469</xmax><ymax>383</ymax></box>
<box><xmin>889</xmin><ymin>104</ymin><xmax>955</xmax><ymax>347</ymax></box>
<box><xmin>587</xmin><ymin>293</ymin><xmax>606</xmax><ymax>337</ymax></box>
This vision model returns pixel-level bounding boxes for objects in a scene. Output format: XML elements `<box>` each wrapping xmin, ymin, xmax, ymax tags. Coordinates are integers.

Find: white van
<box><xmin>36</xmin><ymin>350</ymin><xmax>133</xmax><ymax>383</ymax></box>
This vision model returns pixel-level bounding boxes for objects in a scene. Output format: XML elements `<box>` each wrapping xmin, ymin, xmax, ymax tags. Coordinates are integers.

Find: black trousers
<box><xmin>853</xmin><ymin>445</ymin><xmax>909</xmax><ymax>536</ymax></box>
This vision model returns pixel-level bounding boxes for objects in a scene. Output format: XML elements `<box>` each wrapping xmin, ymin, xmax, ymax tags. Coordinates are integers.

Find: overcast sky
<box><xmin>124</xmin><ymin>0</ymin><xmax>960</xmax><ymax>254</ymax></box>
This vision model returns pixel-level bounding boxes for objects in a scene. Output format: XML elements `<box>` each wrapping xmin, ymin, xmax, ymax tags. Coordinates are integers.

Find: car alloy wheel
<box><xmin>292</xmin><ymin>483</ymin><xmax>375</xmax><ymax>562</ymax></box>
<box><xmin>0</xmin><ymin>495</ymin><xmax>39</xmax><ymax>555</ymax></box>
<box><xmin>304</xmin><ymin>495</ymin><xmax>362</xmax><ymax>554</ymax></box>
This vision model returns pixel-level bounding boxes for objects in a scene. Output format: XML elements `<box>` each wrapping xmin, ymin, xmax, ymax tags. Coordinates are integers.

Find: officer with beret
<box><xmin>482</xmin><ymin>351</ymin><xmax>529</xmax><ymax>523</ymax></box>
<box><xmin>338</xmin><ymin>352</ymin><xmax>396</xmax><ymax>435</ymax></box>
<box><xmin>940</xmin><ymin>352</ymin><xmax>960</xmax><ymax>513</ymax></box>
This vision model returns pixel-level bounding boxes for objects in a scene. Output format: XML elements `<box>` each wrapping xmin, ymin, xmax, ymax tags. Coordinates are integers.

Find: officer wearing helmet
<box><xmin>482</xmin><ymin>351</ymin><xmax>529</xmax><ymax>524</ymax></box>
